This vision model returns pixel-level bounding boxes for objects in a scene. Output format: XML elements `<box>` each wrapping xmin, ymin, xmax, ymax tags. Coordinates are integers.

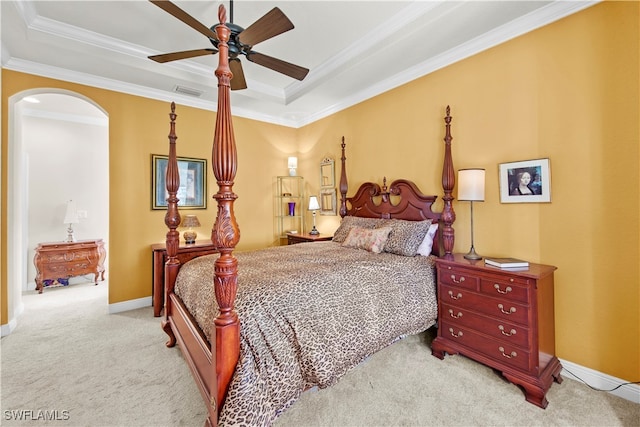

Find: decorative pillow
<box><xmin>416</xmin><ymin>223</ymin><xmax>439</xmax><ymax>256</ymax></box>
<box><xmin>342</xmin><ymin>226</ymin><xmax>392</xmax><ymax>254</ymax></box>
<box><xmin>332</xmin><ymin>216</ymin><xmax>388</xmax><ymax>243</ymax></box>
<box><xmin>381</xmin><ymin>219</ymin><xmax>433</xmax><ymax>256</ymax></box>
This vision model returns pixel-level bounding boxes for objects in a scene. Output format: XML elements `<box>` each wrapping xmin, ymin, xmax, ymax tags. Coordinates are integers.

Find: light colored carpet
<box><xmin>1</xmin><ymin>280</ymin><xmax>638</xmax><ymax>426</ymax></box>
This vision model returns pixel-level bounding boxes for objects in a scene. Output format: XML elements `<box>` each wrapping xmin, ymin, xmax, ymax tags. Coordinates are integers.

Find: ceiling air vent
<box><xmin>173</xmin><ymin>85</ymin><xmax>204</xmax><ymax>98</ymax></box>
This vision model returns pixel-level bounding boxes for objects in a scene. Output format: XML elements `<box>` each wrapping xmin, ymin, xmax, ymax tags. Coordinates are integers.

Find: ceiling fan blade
<box><xmin>238</xmin><ymin>7</ymin><xmax>294</xmax><ymax>46</ymax></box>
<box><xmin>149</xmin><ymin>0</ymin><xmax>218</xmax><ymax>41</ymax></box>
<box><xmin>246</xmin><ymin>51</ymin><xmax>309</xmax><ymax>81</ymax></box>
<box><xmin>229</xmin><ymin>58</ymin><xmax>247</xmax><ymax>91</ymax></box>
<box><xmin>148</xmin><ymin>48</ymin><xmax>218</xmax><ymax>63</ymax></box>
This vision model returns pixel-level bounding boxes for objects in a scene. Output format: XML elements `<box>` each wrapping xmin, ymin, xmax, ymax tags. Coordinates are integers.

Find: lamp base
<box><xmin>183</xmin><ymin>230</ymin><xmax>197</xmax><ymax>244</ymax></box>
<box><xmin>464</xmin><ymin>246</ymin><xmax>482</xmax><ymax>260</ymax></box>
<box><xmin>65</xmin><ymin>225</ymin><xmax>76</xmax><ymax>243</ymax></box>
<box><xmin>309</xmin><ymin>226</ymin><xmax>320</xmax><ymax>235</ymax></box>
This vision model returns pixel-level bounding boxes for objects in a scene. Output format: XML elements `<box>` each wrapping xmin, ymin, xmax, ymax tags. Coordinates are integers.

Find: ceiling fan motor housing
<box><xmin>211</xmin><ymin>23</ymin><xmax>247</xmax><ymax>58</ymax></box>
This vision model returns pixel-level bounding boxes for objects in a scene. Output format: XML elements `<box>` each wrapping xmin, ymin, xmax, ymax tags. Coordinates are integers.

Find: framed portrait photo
<box><xmin>152</xmin><ymin>154</ymin><xmax>207</xmax><ymax>210</ymax></box>
<box><xmin>499</xmin><ymin>158</ymin><xmax>551</xmax><ymax>203</ymax></box>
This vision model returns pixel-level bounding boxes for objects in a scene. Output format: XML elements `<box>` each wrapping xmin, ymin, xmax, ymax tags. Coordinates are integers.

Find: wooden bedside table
<box><xmin>286</xmin><ymin>232</ymin><xmax>333</xmax><ymax>245</ymax></box>
<box><xmin>431</xmin><ymin>254</ymin><xmax>562</xmax><ymax>408</ymax></box>
<box><xmin>151</xmin><ymin>240</ymin><xmax>218</xmax><ymax>316</ymax></box>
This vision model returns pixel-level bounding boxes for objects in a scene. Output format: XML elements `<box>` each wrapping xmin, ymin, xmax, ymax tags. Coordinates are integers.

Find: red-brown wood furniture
<box><xmin>151</xmin><ymin>240</ymin><xmax>218</xmax><ymax>316</ymax></box>
<box><xmin>285</xmin><ymin>232</ymin><xmax>332</xmax><ymax>245</ymax></box>
<box><xmin>431</xmin><ymin>254</ymin><xmax>562</xmax><ymax>408</ymax></box>
<box><xmin>158</xmin><ymin>6</ymin><xmax>457</xmax><ymax>426</ymax></box>
<box><xmin>33</xmin><ymin>239</ymin><xmax>106</xmax><ymax>293</ymax></box>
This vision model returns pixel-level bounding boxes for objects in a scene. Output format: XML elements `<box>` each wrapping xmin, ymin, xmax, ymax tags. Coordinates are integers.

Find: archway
<box><xmin>4</xmin><ymin>90</ymin><xmax>109</xmax><ymax>335</ymax></box>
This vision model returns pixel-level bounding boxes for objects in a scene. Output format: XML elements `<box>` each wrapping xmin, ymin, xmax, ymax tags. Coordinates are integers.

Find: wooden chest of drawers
<box><xmin>431</xmin><ymin>254</ymin><xmax>562</xmax><ymax>408</ymax></box>
<box><xmin>33</xmin><ymin>239</ymin><xmax>106</xmax><ymax>293</ymax></box>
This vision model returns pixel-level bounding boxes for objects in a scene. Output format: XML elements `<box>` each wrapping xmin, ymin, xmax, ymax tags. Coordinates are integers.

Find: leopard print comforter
<box><xmin>174</xmin><ymin>241</ymin><xmax>437</xmax><ymax>426</ymax></box>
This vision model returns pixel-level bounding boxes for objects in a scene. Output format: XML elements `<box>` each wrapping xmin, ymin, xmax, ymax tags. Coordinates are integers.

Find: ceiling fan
<box><xmin>148</xmin><ymin>0</ymin><xmax>309</xmax><ymax>90</ymax></box>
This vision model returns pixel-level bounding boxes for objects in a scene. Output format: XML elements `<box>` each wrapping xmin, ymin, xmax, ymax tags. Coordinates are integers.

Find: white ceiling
<box><xmin>1</xmin><ymin>0</ymin><xmax>597</xmax><ymax>128</ymax></box>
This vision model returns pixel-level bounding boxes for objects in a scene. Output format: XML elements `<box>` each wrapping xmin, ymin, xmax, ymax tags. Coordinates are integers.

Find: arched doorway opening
<box><xmin>4</xmin><ymin>90</ymin><xmax>109</xmax><ymax>335</ymax></box>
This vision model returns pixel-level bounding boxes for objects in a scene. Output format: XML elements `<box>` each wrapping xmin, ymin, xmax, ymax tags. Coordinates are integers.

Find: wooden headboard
<box><xmin>337</xmin><ymin>108</ymin><xmax>457</xmax><ymax>257</ymax></box>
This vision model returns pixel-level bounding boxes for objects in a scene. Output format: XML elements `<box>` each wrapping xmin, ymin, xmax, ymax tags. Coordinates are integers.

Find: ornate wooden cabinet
<box><xmin>431</xmin><ymin>254</ymin><xmax>562</xmax><ymax>408</ymax></box>
<box><xmin>34</xmin><ymin>239</ymin><xmax>106</xmax><ymax>293</ymax></box>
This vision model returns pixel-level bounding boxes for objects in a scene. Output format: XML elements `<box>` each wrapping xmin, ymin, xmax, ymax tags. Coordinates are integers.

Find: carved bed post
<box><xmin>441</xmin><ymin>106</ymin><xmax>456</xmax><ymax>256</ymax></box>
<box><xmin>210</xmin><ymin>5</ymin><xmax>240</xmax><ymax>417</ymax></box>
<box><xmin>162</xmin><ymin>102</ymin><xmax>180</xmax><ymax>346</ymax></box>
<box><xmin>339</xmin><ymin>136</ymin><xmax>348</xmax><ymax>218</ymax></box>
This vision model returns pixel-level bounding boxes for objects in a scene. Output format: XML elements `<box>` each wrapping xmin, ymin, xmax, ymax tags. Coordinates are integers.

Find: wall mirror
<box><xmin>319</xmin><ymin>157</ymin><xmax>336</xmax><ymax>215</ymax></box>
<box><xmin>320</xmin><ymin>157</ymin><xmax>335</xmax><ymax>188</ymax></box>
<box><xmin>320</xmin><ymin>188</ymin><xmax>337</xmax><ymax>215</ymax></box>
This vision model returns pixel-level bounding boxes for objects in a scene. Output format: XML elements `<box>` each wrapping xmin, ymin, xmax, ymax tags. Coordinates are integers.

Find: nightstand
<box><xmin>286</xmin><ymin>232</ymin><xmax>333</xmax><ymax>245</ymax></box>
<box><xmin>431</xmin><ymin>254</ymin><xmax>562</xmax><ymax>408</ymax></box>
<box><xmin>151</xmin><ymin>240</ymin><xmax>218</xmax><ymax>316</ymax></box>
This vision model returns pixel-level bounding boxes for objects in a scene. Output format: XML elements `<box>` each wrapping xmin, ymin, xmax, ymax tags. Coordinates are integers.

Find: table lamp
<box><xmin>181</xmin><ymin>214</ymin><xmax>201</xmax><ymax>244</ymax></box>
<box><xmin>457</xmin><ymin>168</ymin><xmax>485</xmax><ymax>260</ymax></box>
<box><xmin>63</xmin><ymin>200</ymin><xmax>79</xmax><ymax>242</ymax></box>
<box><xmin>308</xmin><ymin>196</ymin><xmax>320</xmax><ymax>235</ymax></box>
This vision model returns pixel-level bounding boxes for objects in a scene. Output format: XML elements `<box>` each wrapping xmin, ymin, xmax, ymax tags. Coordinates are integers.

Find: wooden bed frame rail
<box><xmin>161</xmin><ymin>7</ymin><xmax>457</xmax><ymax>426</ymax></box>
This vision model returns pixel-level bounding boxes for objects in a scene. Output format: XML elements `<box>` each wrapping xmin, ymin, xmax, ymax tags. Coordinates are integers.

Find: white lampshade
<box><xmin>308</xmin><ymin>196</ymin><xmax>320</xmax><ymax>211</ymax></box>
<box><xmin>63</xmin><ymin>200</ymin><xmax>79</xmax><ymax>224</ymax></box>
<box><xmin>457</xmin><ymin>169</ymin><xmax>485</xmax><ymax>201</ymax></box>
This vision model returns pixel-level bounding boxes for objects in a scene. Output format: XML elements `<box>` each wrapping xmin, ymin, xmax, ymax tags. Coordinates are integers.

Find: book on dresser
<box><xmin>484</xmin><ymin>257</ymin><xmax>529</xmax><ymax>269</ymax></box>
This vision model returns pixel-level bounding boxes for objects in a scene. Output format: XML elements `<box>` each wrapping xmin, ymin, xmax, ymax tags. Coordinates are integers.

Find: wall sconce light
<box><xmin>308</xmin><ymin>196</ymin><xmax>320</xmax><ymax>235</ymax></box>
<box><xmin>457</xmin><ymin>168</ymin><xmax>485</xmax><ymax>260</ymax></box>
<box><xmin>181</xmin><ymin>214</ymin><xmax>201</xmax><ymax>244</ymax></box>
<box><xmin>63</xmin><ymin>200</ymin><xmax>79</xmax><ymax>242</ymax></box>
<box><xmin>288</xmin><ymin>156</ymin><xmax>298</xmax><ymax>176</ymax></box>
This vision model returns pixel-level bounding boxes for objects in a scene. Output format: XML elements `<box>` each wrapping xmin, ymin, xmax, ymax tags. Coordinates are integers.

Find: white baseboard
<box><xmin>0</xmin><ymin>317</ymin><xmax>18</xmax><ymax>337</ymax></box>
<box><xmin>108</xmin><ymin>296</ymin><xmax>152</xmax><ymax>314</ymax></box>
<box><xmin>1</xmin><ymin>301</ymin><xmax>24</xmax><ymax>337</ymax></box>
<box><xmin>560</xmin><ymin>358</ymin><xmax>640</xmax><ymax>404</ymax></box>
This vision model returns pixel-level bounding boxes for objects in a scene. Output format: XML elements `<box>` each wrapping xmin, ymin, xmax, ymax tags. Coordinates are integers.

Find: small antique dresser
<box><xmin>33</xmin><ymin>239</ymin><xmax>106</xmax><ymax>293</ymax></box>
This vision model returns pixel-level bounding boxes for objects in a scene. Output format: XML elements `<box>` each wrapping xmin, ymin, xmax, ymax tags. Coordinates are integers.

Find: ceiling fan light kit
<box><xmin>149</xmin><ymin>0</ymin><xmax>309</xmax><ymax>90</ymax></box>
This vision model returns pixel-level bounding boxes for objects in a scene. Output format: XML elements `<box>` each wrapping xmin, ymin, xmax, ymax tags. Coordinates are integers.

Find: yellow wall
<box><xmin>303</xmin><ymin>2</ymin><xmax>639</xmax><ymax>382</ymax></box>
<box><xmin>2</xmin><ymin>2</ymin><xmax>637</xmax><ymax>381</ymax></box>
<box><xmin>1</xmin><ymin>73</ymin><xmax>297</xmax><ymax>308</ymax></box>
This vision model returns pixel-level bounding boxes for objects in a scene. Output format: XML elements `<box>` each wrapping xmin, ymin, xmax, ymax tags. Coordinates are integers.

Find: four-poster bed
<box><xmin>159</xmin><ymin>6</ymin><xmax>456</xmax><ymax>426</ymax></box>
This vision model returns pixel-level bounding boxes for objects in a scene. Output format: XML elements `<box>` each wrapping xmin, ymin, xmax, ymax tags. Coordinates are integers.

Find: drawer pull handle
<box><xmin>497</xmin><ymin>304</ymin><xmax>516</xmax><ymax>315</ymax></box>
<box><xmin>498</xmin><ymin>347</ymin><xmax>517</xmax><ymax>359</ymax></box>
<box><xmin>498</xmin><ymin>325</ymin><xmax>516</xmax><ymax>336</ymax></box>
<box><xmin>448</xmin><ymin>309</ymin><xmax>463</xmax><ymax>319</ymax></box>
<box><xmin>448</xmin><ymin>328</ymin><xmax>463</xmax><ymax>338</ymax></box>
<box><xmin>448</xmin><ymin>290</ymin><xmax>462</xmax><ymax>300</ymax></box>
<box><xmin>494</xmin><ymin>284</ymin><xmax>512</xmax><ymax>294</ymax></box>
<box><xmin>450</xmin><ymin>275</ymin><xmax>465</xmax><ymax>284</ymax></box>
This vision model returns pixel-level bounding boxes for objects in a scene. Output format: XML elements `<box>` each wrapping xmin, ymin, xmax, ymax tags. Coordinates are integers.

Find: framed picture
<box><xmin>152</xmin><ymin>155</ymin><xmax>207</xmax><ymax>210</ymax></box>
<box><xmin>499</xmin><ymin>158</ymin><xmax>551</xmax><ymax>203</ymax></box>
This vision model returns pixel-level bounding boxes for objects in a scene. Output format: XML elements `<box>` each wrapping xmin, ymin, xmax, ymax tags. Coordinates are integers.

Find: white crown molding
<box><xmin>14</xmin><ymin>0</ymin><xmax>288</xmax><ymax>105</ymax></box>
<box><xmin>285</xmin><ymin>1</ymin><xmax>449</xmax><ymax>105</ymax></box>
<box><xmin>6</xmin><ymin>0</ymin><xmax>600</xmax><ymax>129</ymax></box>
<box><xmin>294</xmin><ymin>0</ymin><xmax>600</xmax><ymax>128</ymax></box>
